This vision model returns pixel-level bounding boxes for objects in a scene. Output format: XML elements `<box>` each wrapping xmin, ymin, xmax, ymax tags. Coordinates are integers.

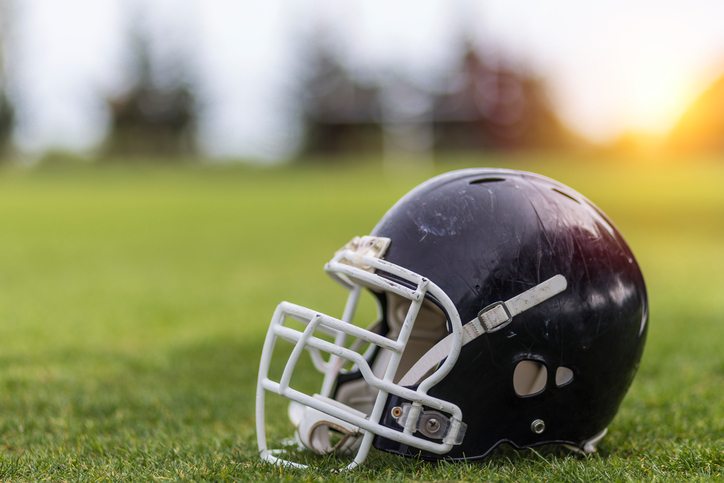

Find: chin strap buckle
<box><xmin>477</xmin><ymin>301</ymin><xmax>514</xmax><ymax>332</ymax></box>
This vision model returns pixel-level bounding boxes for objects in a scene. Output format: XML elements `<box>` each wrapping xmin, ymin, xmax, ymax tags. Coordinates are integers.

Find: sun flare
<box><xmin>623</xmin><ymin>60</ymin><xmax>702</xmax><ymax>138</ymax></box>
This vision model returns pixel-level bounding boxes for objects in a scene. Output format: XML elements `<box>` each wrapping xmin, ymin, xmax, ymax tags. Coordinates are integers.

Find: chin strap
<box><xmin>398</xmin><ymin>275</ymin><xmax>567</xmax><ymax>387</ymax></box>
<box><xmin>289</xmin><ymin>396</ymin><xmax>365</xmax><ymax>455</ymax></box>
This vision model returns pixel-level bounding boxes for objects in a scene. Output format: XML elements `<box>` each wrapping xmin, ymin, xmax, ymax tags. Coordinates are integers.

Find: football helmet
<box><xmin>256</xmin><ymin>168</ymin><xmax>647</xmax><ymax>470</ymax></box>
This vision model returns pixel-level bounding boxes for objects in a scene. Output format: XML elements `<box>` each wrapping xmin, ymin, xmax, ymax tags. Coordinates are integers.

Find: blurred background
<box><xmin>0</xmin><ymin>0</ymin><xmax>723</xmax><ymax>163</ymax></box>
<box><xmin>0</xmin><ymin>0</ymin><xmax>722</xmax><ymax>479</ymax></box>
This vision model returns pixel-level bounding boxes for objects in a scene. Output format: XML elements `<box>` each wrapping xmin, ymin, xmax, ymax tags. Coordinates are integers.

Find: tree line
<box><xmin>0</xmin><ymin>7</ymin><xmax>721</xmax><ymax>162</ymax></box>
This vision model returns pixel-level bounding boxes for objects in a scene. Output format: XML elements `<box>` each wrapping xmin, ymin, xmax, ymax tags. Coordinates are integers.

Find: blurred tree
<box><xmin>668</xmin><ymin>75</ymin><xmax>724</xmax><ymax>153</ymax></box>
<box><xmin>431</xmin><ymin>42</ymin><xmax>577</xmax><ymax>151</ymax></box>
<box><xmin>0</xmin><ymin>0</ymin><xmax>15</xmax><ymax>159</ymax></box>
<box><xmin>298</xmin><ymin>36</ymin><xmax>382</xmax><ymax>157</ymax></box>
<box><xmin>297</xmin><ymin>32</ymin><xmax>577</xmax><ymax>159</ymax></box>
<box><xmin>103</xmin><ymin>24</ymin><xmax>197</xmax><ymax>159</ymax></box>
<box><xmin>0</xmin><ymin>90</ymin><xmax>12</xmax><ymax>157</ymax></box>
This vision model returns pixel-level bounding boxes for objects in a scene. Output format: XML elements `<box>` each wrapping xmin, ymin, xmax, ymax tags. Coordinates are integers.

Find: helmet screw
<box><xmin>425</xmin><ymin>418</ymin><xmax>441</xmax><ymax>434</ymax></box>
<box><xmin>391</xmin><ymin>406</ymin><xmax>403</xmax><ymax>419</ymax></box>
<box><xmin>531</xmin><ymin>419</ymin><xmax>546</xmax><ymax>434</ymax></box>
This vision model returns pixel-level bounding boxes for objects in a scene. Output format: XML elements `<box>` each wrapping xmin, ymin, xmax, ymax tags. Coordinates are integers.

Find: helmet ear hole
<box><xmin>555</xmin><ymin>366</ymin><xmax>574</xmax><ymax>387</ymax></box>
<box><xmin>513</xmin><ymin>360</ymin><xmax>547</xmax><ymax>397</ymax></box>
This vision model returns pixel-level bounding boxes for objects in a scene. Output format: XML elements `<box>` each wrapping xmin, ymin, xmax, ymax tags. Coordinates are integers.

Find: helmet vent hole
<box><xmin>551</xmin><ymin>188</ymin><xmax>581</xmax><ymax>204</ymax></box>
<box><xmin>470</xmin><ymin>177</ymin><xmax>505</xmax><ymax>185</ymax></box>
<box><xmin>513</xmin><ymin>360</ymin><xmax>547</xmax><ymax>397</ymax></box>
<box><xmin>555</xmin><ymin>366</ymin><xmax>574</xmax><ymax>387</ymax></box>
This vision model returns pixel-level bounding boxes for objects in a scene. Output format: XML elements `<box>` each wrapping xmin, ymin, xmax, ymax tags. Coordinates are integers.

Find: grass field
<box><xmin>0</xmin><ymin>155</ymin><xmax>721</xmax><ymax>480</ymax></box>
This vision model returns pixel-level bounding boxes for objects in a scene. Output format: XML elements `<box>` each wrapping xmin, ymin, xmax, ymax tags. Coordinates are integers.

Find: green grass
<box><xmin>0</xmin><ymin>155</ymin><xmax>721</xmax><ymax>480</ymax></box>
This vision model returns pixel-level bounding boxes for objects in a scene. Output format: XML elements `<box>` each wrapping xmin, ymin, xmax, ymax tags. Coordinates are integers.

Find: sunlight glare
<box><xmin>624</xmin><ymin>59</ymin><xmax>699</xmax><ymax>137</ymax></box>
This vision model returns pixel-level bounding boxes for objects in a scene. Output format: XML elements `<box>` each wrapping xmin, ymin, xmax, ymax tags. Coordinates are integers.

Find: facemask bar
<box><xmin>256</xmin><ymin>243</ymin><xmax>466</xmax><ymax>471</ymax></box>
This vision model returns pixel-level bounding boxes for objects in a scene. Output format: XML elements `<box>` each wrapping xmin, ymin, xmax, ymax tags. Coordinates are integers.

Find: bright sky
<box><xmin>4</xmin><ymin>0</ymin><xmax>724</xmax><ymax>160</ymax></box>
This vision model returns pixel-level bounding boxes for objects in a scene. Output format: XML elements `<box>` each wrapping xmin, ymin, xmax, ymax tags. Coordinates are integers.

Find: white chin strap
<box><xmin>289</xmin><ymin>396</ymin><xmax>364</xmax><ymax>455</ymax></box>
<box><xmin>399</xmin><ymin>274</ymin><xmax>567</xmax><ymax>386</ymax></box>
<box><xmin>290</xmin><ymin>274</ymin><xmax>567</xmax><ymax>455</ymax></box>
